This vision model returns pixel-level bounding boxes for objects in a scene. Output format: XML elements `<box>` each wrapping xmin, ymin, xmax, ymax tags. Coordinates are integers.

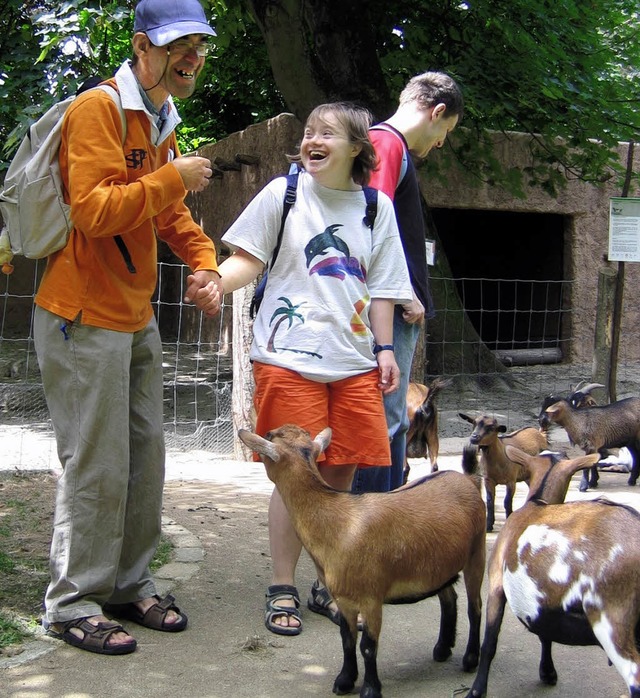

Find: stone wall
<box><xmin>425</xmin><ymin>131</ymin><xmax>640</xmax><ymax>364</ymax></box>
<box><xmin>195</xmin><ymin>117</ymin><xmax>639</xmax><ymax>366</ymax></box>
<box><xmin>3</xmin><ymin>115</ymin><xmax>638</xmax><ymax>367</ymax></box>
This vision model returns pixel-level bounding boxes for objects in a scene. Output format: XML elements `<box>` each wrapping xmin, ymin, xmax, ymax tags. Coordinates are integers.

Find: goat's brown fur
<box><xmin>459</xmin><ymin>414</ymin><xmax>547</xmax><ymax>531</ymax></box>
<box><xmin>405</xmin><ymin>377</ymin><xmax>450</xmax><ymax>475</ymax></box>
<box><xmin>464</xmin><ymin>450</ymin><xmax>640</xmax><ymax>697</ymax></box>
<box><xmin>542</xmin><ymin>397</ymin><xmax>640</xmax><ymax>492</ymax></box>
<box><xmin>240</xmin><ymin>424</ymin><xmax>486</xmax><ymax>698</ymax></box>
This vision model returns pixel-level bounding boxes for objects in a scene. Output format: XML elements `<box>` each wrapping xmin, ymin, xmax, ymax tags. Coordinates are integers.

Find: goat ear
<box><xmin>459</xmin><ymin>413</ymin><xmax>474</xmax><ymax>424</ymax></box>
<box><xmin>237</xmin><ymin>429</ymin><xmax>281</xmax><ymax>462</ymax></box>
<box><xmin>313</xmin><ymin>427</ymin><xmax>332</xmax><ymax>455</ymax></box>
<box><xmin>569</xmin><ymin>453</ymin><xmax>601</xmax><ymax>470</ymax></box>
<box><xmin>505</xmin><ymin>445</ymin><xmax>530</xmax><ymax>465</ymax></box>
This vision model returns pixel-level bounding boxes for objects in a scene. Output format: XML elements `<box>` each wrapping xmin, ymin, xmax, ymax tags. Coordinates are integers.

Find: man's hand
<box><xmin>183</xmin><ymin>270</ymin><xmax>223</xmax><ymax>317</ymax></box>
<box><xmin>173</xmin><ymin>156</ymin><xmax>213</xmax><ymax>193</ymax></box>
<box><xmin>402</xmin><ymin>290</ymin><xmax>425</xmax><ymax>325</ymax></box>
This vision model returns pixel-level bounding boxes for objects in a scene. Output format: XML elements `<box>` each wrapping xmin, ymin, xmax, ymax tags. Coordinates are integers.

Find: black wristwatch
<box><xmin>373</xmin><ymin>344</ymin><xmax>394</xmax><ymax>354</ymax></box>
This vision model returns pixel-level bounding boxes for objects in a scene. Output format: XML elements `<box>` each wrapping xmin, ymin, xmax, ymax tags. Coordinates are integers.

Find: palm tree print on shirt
<box><xmin>267</xmin><ymin>297</ymin><xmax>322</xmax><ymax>358</ymax></box>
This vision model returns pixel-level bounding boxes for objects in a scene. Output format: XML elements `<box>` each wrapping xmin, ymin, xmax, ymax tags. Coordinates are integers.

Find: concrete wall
<box><xmin>195</xmin><ymin>117</ymin><xmax>639</xmax><ymax>365</ymax></box>
<box><xmin>425</xmin><ymin>131</ymin><xmax>640</xmax><ymax>364</ymax></box>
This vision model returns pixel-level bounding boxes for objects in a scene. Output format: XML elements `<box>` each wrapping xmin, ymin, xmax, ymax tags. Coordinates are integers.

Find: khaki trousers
<box><xmin>34</xmin><ymin>306</ymin><xmax>165</xmax><ymax>623</ymax></box>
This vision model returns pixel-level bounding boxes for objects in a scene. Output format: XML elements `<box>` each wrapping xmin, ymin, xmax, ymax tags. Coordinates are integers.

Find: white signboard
<box><xmin>609</xmin><ymin>197</ymin><xmax>640</xmax><ymax>262</ymax></box>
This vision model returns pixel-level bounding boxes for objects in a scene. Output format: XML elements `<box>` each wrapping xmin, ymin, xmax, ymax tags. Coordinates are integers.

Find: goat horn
<box><xmin>237</xmin><ymin>429</ymin><xmax>280</xmax><ymax>462</ymax></box>
<box><xmin>313</xmin><ymin>428</ymin><xmax>333</xmax><ymax>453</ymax></box>
<box><xmin>576</xmin><ymin>383</ymin><xmax>605</xmax><ymax>394</ymax></box>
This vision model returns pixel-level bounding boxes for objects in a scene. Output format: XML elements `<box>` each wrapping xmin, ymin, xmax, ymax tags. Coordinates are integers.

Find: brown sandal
<box><xmin>105</xmin><ymin>594</ymin><xmax>188</xmax><ymax>632</ymax></box>
<box><xmin>48</xmin><ymin>617</ymin><xmax>137</xmax><ymax>655</ymax></box>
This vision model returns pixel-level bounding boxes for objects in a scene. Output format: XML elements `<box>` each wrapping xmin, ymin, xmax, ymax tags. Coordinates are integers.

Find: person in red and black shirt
<box><xmin>353</xmin><ymin>71</ymin><xmax>464</xmax><ymax>493</ymax></box>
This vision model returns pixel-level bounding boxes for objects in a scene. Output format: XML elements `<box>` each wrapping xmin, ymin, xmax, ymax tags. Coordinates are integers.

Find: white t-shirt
<box><xmin>222</xmin><ymin>171</ymin><xmax>412</xmax><ymax>382</ymax></box>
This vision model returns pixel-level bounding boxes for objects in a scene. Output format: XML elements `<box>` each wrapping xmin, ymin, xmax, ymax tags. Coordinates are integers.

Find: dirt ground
<box><xmin>3</xmin><ymin>439</ymin><xmax>640</xmax><ymax>697</ymax></box>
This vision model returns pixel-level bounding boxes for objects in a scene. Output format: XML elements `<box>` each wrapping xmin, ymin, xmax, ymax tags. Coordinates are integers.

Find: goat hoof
<box><xmin>433</xmin><ymin>642</ymin><xmax>453</xmax><ymax>663</ymax></box>
<box><xmin>628</xmin><ymin>477</ymin><xmax>638</xmax><ymax>486</ymax></box>
<box><xmin>463</xmin><ymin>652</ymin><xmax>479</xmax><ymax>672</ymax></box>
<box><xmin>540</xmin><ymin>669</ymin><xmax>558</xmax><ymax>685</ymax></box>
<box><xmin>333</xmin><ymin>674</ymin><xmax>356</xmax><ymax>695</ymax></box>
<box><xmin>359</xmin><ymin>685</ymin><xmax>382</xmax><ymax>698</ymax></box>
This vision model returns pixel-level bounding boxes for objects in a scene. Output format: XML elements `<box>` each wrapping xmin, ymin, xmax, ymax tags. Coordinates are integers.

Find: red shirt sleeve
<box><xmin>369</xmin><ymin>129</ymin><xmax>404</xmax><ymax>201</ymax></box>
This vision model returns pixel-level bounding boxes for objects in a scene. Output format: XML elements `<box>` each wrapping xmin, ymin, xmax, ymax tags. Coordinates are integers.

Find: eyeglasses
<box><xmin>166</xmin><ymin>40</ymin><xmax>210</xmax><ymax>58</ymax></box>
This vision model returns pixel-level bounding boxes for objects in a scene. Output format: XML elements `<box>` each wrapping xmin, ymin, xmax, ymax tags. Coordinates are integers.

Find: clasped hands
<box><xmin>184</xmin><ymin>270</ymin><xmax>223</xmax><ymax>318</ymax></box>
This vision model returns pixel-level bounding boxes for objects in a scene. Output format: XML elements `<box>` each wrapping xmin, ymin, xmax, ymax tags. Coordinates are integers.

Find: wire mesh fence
<box><xmin>2</xmin><ymin>261</ymin><xmax>640</xmax><ymax>467</ymax></box>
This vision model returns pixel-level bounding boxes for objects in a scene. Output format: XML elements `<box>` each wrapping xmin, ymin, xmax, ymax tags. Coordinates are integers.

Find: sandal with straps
<box><xmin>48</xmin><ymin>617</ymin><xmax>137</xmax><ymax>655</ymax></box>
<box><xmin>307</xmin><ymin>579</ymin><xmax>341</xmax><ymax>625</ymax></box>
<box><xmin>104</xmin><ymin>594</ymin><xmax>188</xmax><ymax>633</ymax></box>
<box><xmin>307</xmin><ymin>580</ymin><xmax>363</xmax><ymax>630</ymax></box>
<box><xmin>265</xmin><ymin>584</ymin><xmax>302</xmax><ymax>636</ymax></box>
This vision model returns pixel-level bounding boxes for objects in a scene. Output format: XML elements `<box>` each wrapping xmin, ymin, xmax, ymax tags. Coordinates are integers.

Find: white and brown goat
<box><xmin>239</xmin><ymin>424</ymin><xmax>486</xmax><ymax>698</ymax></box>
<box><xmin>465</xmin><ymin>447</ymin><xmax>640</xmax><ymax>698</ymax></box>
<box><xmin>459</xmin><ymin>413</ymin><xmax>548</xmax><ymax>531</ymax></box>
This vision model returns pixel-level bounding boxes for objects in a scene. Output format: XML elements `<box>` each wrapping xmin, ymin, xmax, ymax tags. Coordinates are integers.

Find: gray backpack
<box><xmin>0</xmin><ymin>84</ymin><xmax>124</xmax><ymax>261</ymax></box>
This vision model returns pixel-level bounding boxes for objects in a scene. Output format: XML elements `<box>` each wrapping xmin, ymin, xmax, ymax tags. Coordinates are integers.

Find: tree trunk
<box><xmin>245</xmin><ymin>0</ymin><xmax>505</xmax><ymax>378</ymax></box>
<box><xmin>247</xmin><ymin>0</ymin><xmax>393</xmax><ymax>121</ymax></box>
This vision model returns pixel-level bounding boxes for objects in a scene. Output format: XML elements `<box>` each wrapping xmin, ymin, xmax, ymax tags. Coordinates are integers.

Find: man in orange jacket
<box><xmin>34</xmin><ymin>0</ymin><xmax>222</xmax><ymax>654</ymax></box>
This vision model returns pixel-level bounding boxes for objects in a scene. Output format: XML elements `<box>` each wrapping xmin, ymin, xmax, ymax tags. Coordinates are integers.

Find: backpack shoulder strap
<box><xmin>362</xmin><ymin>186</ymin><xmax>378</xmax><ymax>230</ymax></box>
<box><xmin>269</xmin><ymin>168</ymin><xmax>299</xmax><ymax>271</ymax></box>
<box><xmin>94</xmin><ymin>84</ymin><xmax>135</xmax><ymax>271</ymax></box>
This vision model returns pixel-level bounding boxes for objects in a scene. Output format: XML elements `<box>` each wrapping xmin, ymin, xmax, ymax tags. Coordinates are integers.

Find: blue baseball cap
<box><xmin>134</xmin><ymin>0</ymin><xmax>216</xmax><ymax>46</ymax></box>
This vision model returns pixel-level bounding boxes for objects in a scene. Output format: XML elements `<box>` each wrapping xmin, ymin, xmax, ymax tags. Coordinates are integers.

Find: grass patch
<box><xmin>0</xmin><ymin>472</ymin><xmax>174</xmax><ymax>653</ymax></box>
<box><xmin>150</xmin><ymin>536</ymin><xmax>174</xmax><ymax>572</ymax></box>
<box><xmin>0</xmin><ymin>615</ymin><xmax>30</xmax><ymax>650</ymax></box>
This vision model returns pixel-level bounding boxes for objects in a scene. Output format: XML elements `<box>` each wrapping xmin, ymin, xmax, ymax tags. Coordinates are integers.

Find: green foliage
<box><xmin>0</xmin><ymin>0</ymin><xmax>637</xmax><ymax>193</ymax></box>
<box><xmin>368</xmin><ymin>0</ymin><xmax>639</xmax><ymax>194</ymax></box>
<box><xmin>0</xmin><ymin>613</ymin><xmax>30</xmax><ymax>649</ymax></box>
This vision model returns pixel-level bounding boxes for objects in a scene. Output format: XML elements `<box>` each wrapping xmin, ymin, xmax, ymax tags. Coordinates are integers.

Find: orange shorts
<box><xmin>252</xmin><ymin>361</ymin><xmax>391</xmax><ymax>467</ymax></box>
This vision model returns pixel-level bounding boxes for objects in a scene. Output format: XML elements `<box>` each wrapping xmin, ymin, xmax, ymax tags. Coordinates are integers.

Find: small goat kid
<box><xmin>459</xmin><ymin>413</ymin><xmax>547</xmax><ymax>531</ymax></box>
<box><xmin>239</xmin><ymin>424</ymin><xmax>486</xmax><ymax>698</ymax></box>
<box><xmin>465</xmin><ymin>447</ymin><xmax>640</xmax><ymax>698</ymax></box>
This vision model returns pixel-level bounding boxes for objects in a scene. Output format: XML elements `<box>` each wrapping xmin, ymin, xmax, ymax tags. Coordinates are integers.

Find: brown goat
<box><xmin>405</xmin><ymin>377</ymin><xmax>450</xmax><ymax>477</ymax></box>
<box><xmin>464</xmin><ymin>448</ymin><xmax>640</xmax><ymax>698</ymax></box>
<box><xmin>459</xmin><ymin>413</ymin><xmax>548</xmax><ymax>531</ymax></box>
<box><xmin>239</xmin><ymin>424</ymin><xmax>486</xmax><ymax>698</ymax></box>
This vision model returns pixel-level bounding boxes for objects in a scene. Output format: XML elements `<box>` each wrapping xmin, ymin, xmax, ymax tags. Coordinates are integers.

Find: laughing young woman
<box><xmin>217</xmin><ymin>102</ymin><xmax>412</xmax><ymax>636</ymax></box>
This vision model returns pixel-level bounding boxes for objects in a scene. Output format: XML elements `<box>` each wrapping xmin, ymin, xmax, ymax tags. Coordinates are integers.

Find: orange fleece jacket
<box><xmin>35</xmin><ymin>83</ymin><xmax>218</xmax><ymax>332</ymax></box>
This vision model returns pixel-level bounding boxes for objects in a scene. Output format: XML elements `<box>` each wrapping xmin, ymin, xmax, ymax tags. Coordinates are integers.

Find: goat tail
<box><xmin>462</xmin><ymin>444</ymin><xmax>484</xmax><ymax>492</ymax></box>
<box><xmin>424</xmin><ymin>376</ymin><xmax>452</xmax><ymax>407</ymax></box>
<box><xmin>462</xmin><ymin>444</ymin><xmax>480</xmax><ymax>475</ymax></box>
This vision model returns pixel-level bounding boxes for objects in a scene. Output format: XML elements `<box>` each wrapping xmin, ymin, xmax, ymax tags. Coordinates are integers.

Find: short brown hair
<box><xmin>289</xmin><ymin>102</ymin><xmax>377</xmax><ymax>186</ymax></box>
<box><xmin>400</xmin><ymin>71</ymin><xmax>464</xmax><ymax>121</ymax></box>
